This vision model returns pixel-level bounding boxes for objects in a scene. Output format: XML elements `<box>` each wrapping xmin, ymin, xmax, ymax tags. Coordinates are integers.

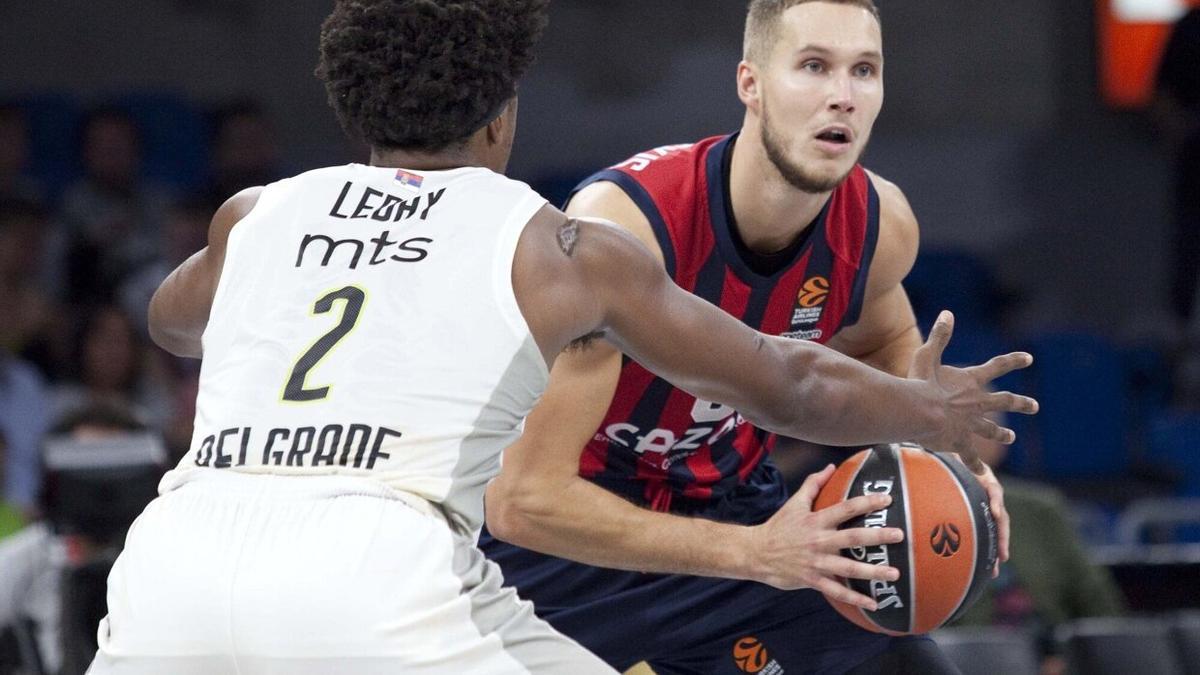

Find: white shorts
<box><xmin>87</xmin><ymin>471</ymin><xmax>615</xmax><ymax>674</ymax></box>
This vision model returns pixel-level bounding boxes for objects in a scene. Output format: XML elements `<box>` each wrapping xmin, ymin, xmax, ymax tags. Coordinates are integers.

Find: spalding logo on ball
<box><xmin>813</xmin><ymin>442</ymin><xmax>998</xmax><ymax>635</ymax></box>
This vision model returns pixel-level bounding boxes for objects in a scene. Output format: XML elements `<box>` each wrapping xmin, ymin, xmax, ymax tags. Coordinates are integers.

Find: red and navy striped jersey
<box><xmin>566</xmin><ymin>134</ymin><xmax>880</xmax><ymax>517</ymax></box>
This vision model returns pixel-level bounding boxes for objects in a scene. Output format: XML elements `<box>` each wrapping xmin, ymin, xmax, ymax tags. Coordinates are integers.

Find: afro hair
<box><xmin>316</xmin><ymin>0</ymin><xmax>549</xmax><ymax>152</ymax></box>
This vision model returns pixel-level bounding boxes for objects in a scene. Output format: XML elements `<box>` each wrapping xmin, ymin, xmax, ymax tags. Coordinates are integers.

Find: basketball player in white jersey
<box><xmin>87</xmin><ymin>1</ymin><xmax>1036</xmax><ymax>673</ymax></box>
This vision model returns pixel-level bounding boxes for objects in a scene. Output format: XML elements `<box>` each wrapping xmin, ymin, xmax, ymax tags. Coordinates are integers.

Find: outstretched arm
<box><xmin>512</xmin><ymin>205</ymin><xmax>1035</xmax><ymax>453</ymax></box>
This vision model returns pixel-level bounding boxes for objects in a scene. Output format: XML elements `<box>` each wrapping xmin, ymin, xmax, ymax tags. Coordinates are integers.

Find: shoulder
<box><xmin>208</xmin><ymin>186</ymin><xmax>265</xmax><ymax>250</ymax></box>
<box><xmin>567</xmin><ymin>177</ymin><xmax>664</xmax><ymax>265</ymax></box>
<box><xmin>865</xmin><ymin>170</ymin><xmax>919</xmax><ymax>253</ymax></box>
<box><xmin>862</xmin><ymin>169</ymin><xmax>919</xmax><ymax>287</ymax></box>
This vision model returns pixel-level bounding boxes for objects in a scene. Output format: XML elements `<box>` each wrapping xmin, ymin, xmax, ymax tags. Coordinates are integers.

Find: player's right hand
<box><xmin>908</xmin><ymin>310</ymin><xmax>1039</xmax><ymax>474</ymax></box>
<box><xmin>748</xmin><ymin>464</ymin><xmax>903</xmax><ymax>609</ymax></box>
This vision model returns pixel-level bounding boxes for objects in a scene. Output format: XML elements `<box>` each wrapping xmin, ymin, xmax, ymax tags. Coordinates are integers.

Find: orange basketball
<box><xmin>813</xmin><ymin>442</ymin><xmax>997</xmax><ymax>635</ymax></box>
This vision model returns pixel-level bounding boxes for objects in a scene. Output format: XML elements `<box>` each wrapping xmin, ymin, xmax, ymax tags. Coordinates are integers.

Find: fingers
<box><xmin>953</xmin><ymin>444</ymin><xmax>986</xmax><ymax>475</ymax></box>
<box><xmin>818</xmin><ymin>553</ymin><xmax>900</xmax><ymax>585</ymax></box>
<box><xmin>817</xmin><ymin>492</ymin><xmax>892</xmax><ymax>527</ymax></box>
<box><xmin>828</xmin><ymin>526</ymin><xmax>904</xmax><ymax>552</ymax></box>
<box><xmin>984</xmin><ymin>390</ymin><xmax>1039</xmax><ymax>416</ymax></box>
<box><xmin>794</xmin><ymin>464</ymin><xmax>836</xmax><ymax>507</ymax></box>
<box><xmin>969</xmin><ymin>352</ymin><xmax>1034</xmax><ymax>383</ymax></box>
<box><xmin>911</xmin><ymin>311</ymin><xmax>955</xmax><ymax>379</ymax></box>
<box><xmin>815</xmin><ymin>576</ymin><xmax>880</xmax><ymax>611</ymax></box>
<box><xmin>971</xmin><ymin>417</ymin><xmax>1015</xmax><ymax>445</ymax></box>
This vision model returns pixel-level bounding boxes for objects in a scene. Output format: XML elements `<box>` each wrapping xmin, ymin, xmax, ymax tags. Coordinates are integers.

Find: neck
<box><xmin>729</xmin><ymin>123</ymin><xmax>834</xmax><ymax>254</ymax></box>
<box><xmin>369</xmin><ymin>145</ymin><xmax>488</xmax><ymax>172</ymax></box>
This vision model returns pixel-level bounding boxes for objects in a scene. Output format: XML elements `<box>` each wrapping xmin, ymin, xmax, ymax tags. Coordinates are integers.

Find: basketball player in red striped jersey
<box><xmin>482</xmin><ymin>1</ymin><xmax>1017</xmax><ymax>672</ymax></box>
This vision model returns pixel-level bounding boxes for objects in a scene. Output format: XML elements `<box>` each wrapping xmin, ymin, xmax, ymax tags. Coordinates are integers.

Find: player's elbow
<box><xmin>484</xmin><ymin>475</ymin><xmax>555</xmax><ymax>547</ymax></box>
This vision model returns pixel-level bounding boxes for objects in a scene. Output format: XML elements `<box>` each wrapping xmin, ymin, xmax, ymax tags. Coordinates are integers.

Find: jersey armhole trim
<box><xmin>566</xmin><ymin>169</ymin><xmax>677</xmax><ymax>279</ymax></box>
<box><xmin>494</xmin><ymin>190</ymin><xmax>551</xmax><ymax>380</ymax></box>
<box><xmin>201</xmin><ymin>181</ymin><xmax>286</xmax><ymax>351</ymax></box>
<box><xmin>838</xmin><ymin>177</ymin><xmax>881</xmax><ymax>329</ymax></box>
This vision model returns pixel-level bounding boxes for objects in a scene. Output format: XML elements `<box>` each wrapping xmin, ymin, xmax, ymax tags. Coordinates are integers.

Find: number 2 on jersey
<box><xmin>283</xmin><ymin>286</ymin><xmax>366</xmax><ymax>402</ymax></box>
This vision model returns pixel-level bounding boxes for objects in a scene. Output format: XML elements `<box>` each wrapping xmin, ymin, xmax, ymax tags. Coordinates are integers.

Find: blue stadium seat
<box><xmin>109</xmin><ymin>90</ymin><xmax>209</xmax><ymax>191</ymax></box>
<box><xmin>1024</xmin><ymin>332</ymin><xmax>1128</xmax><ymax>479</ymax></box>
<box><xmin>1148</xmin><ymin>413</ymin><xmax>1200</xmax><ymax>498</ymax></box>
<box><xmin>904</xmin><ymin>248</ymin><xmax>998</xmax><ymax>332</ymax></box>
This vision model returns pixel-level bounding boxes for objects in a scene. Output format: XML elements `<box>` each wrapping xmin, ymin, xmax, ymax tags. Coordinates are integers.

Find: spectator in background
<box><xmin>0</xmin><ymin>401</ymin><xmax>164</xmax><ymax>675</ymax></box>
<box><xmin>949</xmin><ymin>414</ymin><xmax>1125</xmax><ymax>675</ymax></box>
<box><xmin>0</xmin><ymin>313</ymin><xmax>51</xmax><ymax>518</ymax></box>
<box><xmin>0</xmin><ymin>105</ymin><xmax>44</xmax><ymax>204</ymax></box>
<box><xmin>0</xmin><ymin>431</ymin><xmax>24</xmax><ymax>540</ymax></box>
<box><xmin>51</xmin><ymin>305</ymin><xmax>171</xmax><ymax>433</ymax></box>
<box><xmin>58</xmin><ymin>107</ymin><xmax>170</xmax><ymax>305</ymax></box>
<box><xmin>118</xmin><ymin>195</ymin><xmax>211</xmax><ymax>333</ymax></box>
<box><xmin>204</xmin><ymin>100</ymin><xmax>282</xmax><ymax>205</ymax></box>
<box><xmin>0</xmin><ymin>198</ymin><xmax>71</xmax><ymax>378</ymax></box>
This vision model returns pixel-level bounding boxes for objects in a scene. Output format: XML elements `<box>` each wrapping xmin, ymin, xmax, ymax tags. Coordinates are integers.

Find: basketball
<box><xmin>813</xmin><ymin>442</ymin><xmax>998</xmax><ymax>635</ymax></box>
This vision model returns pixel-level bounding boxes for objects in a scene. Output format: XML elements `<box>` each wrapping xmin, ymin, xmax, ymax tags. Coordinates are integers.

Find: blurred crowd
<box><xmin>0</xmin><ymin>99</ymin><xmax>285</xmax><ymax>525</ymax></box>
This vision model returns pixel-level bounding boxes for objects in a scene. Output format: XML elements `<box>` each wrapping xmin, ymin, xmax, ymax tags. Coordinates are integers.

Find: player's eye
<box><xmin>801</xmin><ymin>60</ymin><xmax>825</xmax><ymax>74</ymax></box>
<box><xmin>853</xmin><ymin>64</ymin><xmax>876</xmax><ymax>78</ymax></box>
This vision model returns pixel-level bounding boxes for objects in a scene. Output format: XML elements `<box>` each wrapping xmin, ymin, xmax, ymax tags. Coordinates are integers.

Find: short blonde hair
<box><xmin>744</xmin><ymin>0</ymin><xmax>881</xmax><ymax>63</ymax></box>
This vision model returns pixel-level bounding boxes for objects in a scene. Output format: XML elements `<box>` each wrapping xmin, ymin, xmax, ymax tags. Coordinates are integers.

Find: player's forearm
<box><xmin>759</xmin><ymin>336</ymin><xmax>944</xmax><ymax>446</ymax></box>
<box><xmin>485</xmin><ymin>475</ymin><xmax>760</xmax><ymax>581</ymax></box>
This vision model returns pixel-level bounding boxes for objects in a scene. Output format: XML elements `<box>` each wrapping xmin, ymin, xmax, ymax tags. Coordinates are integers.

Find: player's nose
<box><xmin>828</xmin><ymin>74</ymin><xmax>856</xmax><ymax>113</ymax></box>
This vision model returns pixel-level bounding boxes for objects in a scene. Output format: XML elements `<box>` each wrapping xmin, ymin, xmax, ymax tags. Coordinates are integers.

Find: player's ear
<box><xmin>737</xmin><ymin>61</ymin><xmax>761</xmax><ymax>112</ymax></box>
<box><xmin>485</xmin><ymin>97</ymin><xmax>517</xmax><ymax>146</ymax></box>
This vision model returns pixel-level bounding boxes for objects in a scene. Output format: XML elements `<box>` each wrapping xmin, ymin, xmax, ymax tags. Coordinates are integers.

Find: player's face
<box><xmin>757</xmin><ymin>3</ymin><xmax>883</xmax><ymax>193</ymax></box>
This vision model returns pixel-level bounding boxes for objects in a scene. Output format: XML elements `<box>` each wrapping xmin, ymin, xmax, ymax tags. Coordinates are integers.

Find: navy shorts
<box><xmin>480</xmin><ymin>532</ymin><xmax>936</xmax><ymax>675</ymax></box>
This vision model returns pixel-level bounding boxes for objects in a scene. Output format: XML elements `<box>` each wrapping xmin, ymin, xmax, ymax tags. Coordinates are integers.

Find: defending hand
<box><xmin>909</xmin><ymin>311</ymin><xmax>1038</xmax><ymax>474</ymax></box>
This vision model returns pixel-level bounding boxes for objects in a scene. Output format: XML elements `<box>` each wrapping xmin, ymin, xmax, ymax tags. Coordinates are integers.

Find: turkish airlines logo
<box><xmin>732</xmin><ymin>637</ymin><xmax>769</xmax><ymax>673</ymax></box>
<box><xmin>930</xmin><ymin>523</ymin><xmax>962</xmax><ymax>558</ymax></box>
<box><xmin>797</xmin><ymin>276</ymin><xmax>830</xmax><ymax>308</ymax></box>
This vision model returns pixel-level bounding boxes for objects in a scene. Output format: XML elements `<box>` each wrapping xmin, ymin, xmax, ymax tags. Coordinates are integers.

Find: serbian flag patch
<box><xmin>394</xmin><ymin>169</ymin><xmax>424</xmax><ymax>192</ymax></box>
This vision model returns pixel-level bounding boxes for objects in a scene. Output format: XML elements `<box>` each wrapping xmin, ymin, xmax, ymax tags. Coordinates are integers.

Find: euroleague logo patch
<box><xmin>732</xmin><ymin>637</ymin><xmax>769</xmax><ymax>673</ymax></box>
<box><xmin>797</xmin><ymin>276</ymin><xmax>830</xmax><ymax>307</ymax></box>
<box><xmin>930</xmin><ymin>522</ymin><xmax>962</xmax><ymax>558</ymax></box>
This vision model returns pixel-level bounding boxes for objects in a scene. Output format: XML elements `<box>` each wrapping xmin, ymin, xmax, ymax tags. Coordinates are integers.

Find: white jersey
<box><xmin>164</xmin><ymin>164</ymin><xmax>549</xmax><ymax>534</ymax></box>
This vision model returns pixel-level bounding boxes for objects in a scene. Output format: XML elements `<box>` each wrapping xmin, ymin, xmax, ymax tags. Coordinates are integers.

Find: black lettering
<box><xmin>214</xmin><ymin>427</ymin><xmax>237</xmax><ymax>468</ymax></box>
<box><xmin>329</xmin><ymin>181</ymin><xmax>354</xmax><ymax>218</ymax></box>
<box><xmin>237</xmin><ymin>427</ymin><xmax>251</xmax><ymax>465</ymax></box>
<box><xmin>341</xmin><ymin>424</ymin><xmax>373</xmax><ymax>466</ymax></box>
<box><xmin>365</xmin><ymin>427</ymin><xmax>401</xmax><ymax>469</ymax></box>
<box><xmin>420</xmin><ymin>188</ymin><xmax>446</xmax><ymax>220</ymax></box>
<box><xmin>287</xmin><ymin>427</ymin><xmax>316</xmax><ymax>466</ymax></box>
<box><xmin>296</xmin><ymin>234</ymin><xmax>365</xmax><ymax>269</ymax></box>
<box><xmin>313</xmin><ymin>425</ymin><xmax>343</xmax><ymax>466</ymax></box>
<box><xmin>195</xmin><ymin>435</ymin><xmax>215</xmax><ymax>467</ymax></box>
<box><xmin>393</xmin><ymin>196</ymin><xmax>420</xmax><ymax>221</ymax></box>
<box><xmin>369</xmin><ymin>230</ymin><xmax>399</xmax><ymax>265</ymax></box>
<box><xmin>373</xmin><ymin>195</ymin><xmax>402</xmax><ymax>222</ymax></box>
<box><xmin>391</xmin><ymin>237</ymin><xmax>432</xmax><ymax>263</ymax></box>
<box><xmin>264</xmin><ymin>428</ymin><xmax>290</xmax><ymax>465</ymax></box>
<box><xmin>352</xmin><ymin>187</ymin><xmax>384</xmax><ymax>219</ymax></box>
